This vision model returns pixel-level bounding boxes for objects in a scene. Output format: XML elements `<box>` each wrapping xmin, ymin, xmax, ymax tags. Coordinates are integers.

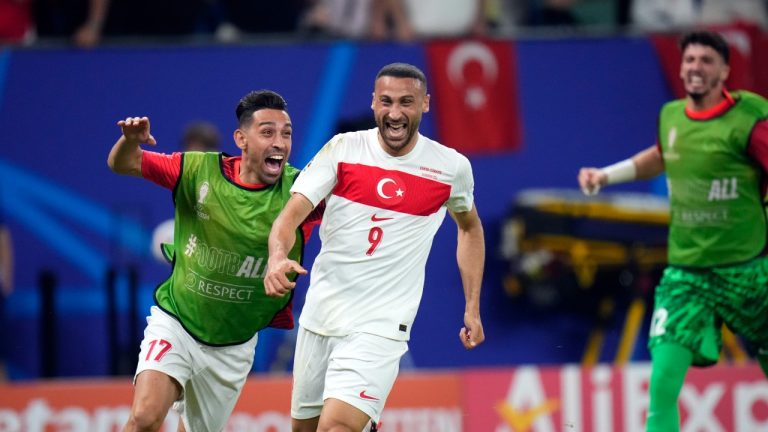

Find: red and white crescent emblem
<box><xmin>375</xmin><ymin>175</ymin><xmax>405</xmax><ymax>205</ymax></box>
<box><xmin>446</xmin><ymin>41</ymin><xmax>499</xmax><ymax>110</ymax></box>
<box><xmin>426</xmin><ymin>39</ymin><xmax>522</xmax><ymax>153</ymax></box>
<box><xmin>333</xmin><ymin>163</ymin><xmax>449</xmax><ymax>215</ymax></box>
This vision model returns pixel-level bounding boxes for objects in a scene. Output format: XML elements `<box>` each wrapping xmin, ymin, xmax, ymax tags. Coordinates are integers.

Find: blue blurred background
<box><xmin>1</xmin><ymin>0</ymin><xmax>766</xmax><ymax>381</ymax></box>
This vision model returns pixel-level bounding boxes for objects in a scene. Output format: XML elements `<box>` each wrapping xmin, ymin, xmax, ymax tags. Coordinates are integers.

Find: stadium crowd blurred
<box><xmin>2</xmin><ymin>0</ymin><xmax>766</xmax><ymax>48</ymax></box>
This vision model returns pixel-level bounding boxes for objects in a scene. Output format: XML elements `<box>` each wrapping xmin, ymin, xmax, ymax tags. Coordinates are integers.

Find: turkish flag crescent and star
<box><xmin>426</xmin><ymin>39</ymin><xmax>523</xmax><ymax>154</ymax></box>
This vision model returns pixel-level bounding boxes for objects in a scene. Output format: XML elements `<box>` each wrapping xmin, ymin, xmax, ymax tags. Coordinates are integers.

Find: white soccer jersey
<box><xmin>291</xmin><ymin>128</ymin><xmax>474</xmax><ymax>341</ymax></box>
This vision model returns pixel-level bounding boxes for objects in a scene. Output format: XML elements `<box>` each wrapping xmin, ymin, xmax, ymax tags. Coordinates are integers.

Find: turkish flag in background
<box><xmin>426</xmin><ymin>39</ymin><xmax>523</xmax><ymax>154</ymax></box>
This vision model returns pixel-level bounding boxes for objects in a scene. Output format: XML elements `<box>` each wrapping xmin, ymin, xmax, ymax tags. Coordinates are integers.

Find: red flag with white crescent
<box><xmin>426</xmin><ymin>39</ymin><xmax>523</xmax><ymax>154</ymax></box>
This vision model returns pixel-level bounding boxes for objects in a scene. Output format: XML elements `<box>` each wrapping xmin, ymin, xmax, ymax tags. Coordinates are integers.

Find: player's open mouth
<box><xmin>688</xmin><ymin>74</ymin><xmax>704</xmax><ymax>87</ymax></box>
<box><xmin>386</xmin><ymin>122</ymin><xmax>407</xmax><ymax>140</ymax></box>
<box><xmin>265</xmin><ymin>154</ymin><xmax>284</xmax><ymax>174</ymax></box>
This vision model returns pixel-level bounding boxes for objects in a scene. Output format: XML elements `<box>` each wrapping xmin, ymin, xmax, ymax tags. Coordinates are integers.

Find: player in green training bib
<box><xmin>578</xmin><ymin>31</ymin><xmax>768</xmax><ymax>432</ymax></box>
<box><xmin>108</xmin><ymin>90</ymin><xmax>318</xmax><ymax>432</ymax></box>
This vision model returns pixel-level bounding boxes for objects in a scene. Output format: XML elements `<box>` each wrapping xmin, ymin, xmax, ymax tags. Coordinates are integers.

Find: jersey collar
<box><xmin>230</xmin><ymin>157</ymin><xmax>265</xmax><ymax>188</ymax></box>
<box><xmin>685</xmin><ymin>89</ymin><xmax>735</xmax><ymax>120</ymax></box>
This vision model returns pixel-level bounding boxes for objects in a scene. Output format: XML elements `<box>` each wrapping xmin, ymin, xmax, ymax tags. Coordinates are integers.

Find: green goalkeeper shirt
<box><xmin>658</xmin><ymin>90</ymin><xmax>768</xmax><ymax>267</ymax></box>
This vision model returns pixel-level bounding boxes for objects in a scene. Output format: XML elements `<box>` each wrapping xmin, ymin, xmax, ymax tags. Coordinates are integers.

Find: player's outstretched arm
<box><xmin>450</xmin><ymin>205</ymin><xmax>485</xmax><ymax>349</ymax></box>
<box><xmin>265</xmin><ymin>193</ymin><xmax>313</xmax><ymax>297</ymax></box>
<box><xmin>578</xmin><ymin>145</ymin><xmax>664</xmax><ymax>196</ymax></box>
<box><xmin>107</xmin><ymin>116</ymin><xmax>157</xmax><ymax>176</ymax></box>
<box><xmin>633</xmin><ymin>145</ymin><xmax>665</xmax><ymax>179</ymax></box>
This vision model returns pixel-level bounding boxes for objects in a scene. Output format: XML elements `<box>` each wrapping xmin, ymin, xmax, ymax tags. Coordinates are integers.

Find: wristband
<box><xmin>601</xmin><ymin>159</ymin><xmax>636</xmax><ymax>185</ymax></box>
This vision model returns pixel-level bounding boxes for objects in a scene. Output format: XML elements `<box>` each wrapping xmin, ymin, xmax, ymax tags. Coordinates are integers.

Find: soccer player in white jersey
<box><xmin>265</xmin><ymin>63</ymin><xmax>486</xmax><ymax>432</ymax></box>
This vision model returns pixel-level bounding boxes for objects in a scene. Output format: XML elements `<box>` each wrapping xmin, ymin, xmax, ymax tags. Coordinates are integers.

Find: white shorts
<box><xmin>291</xmin><ymin>326</ymin><xmax>408</xmax><ymax>423</ymax></box>
<box><xmin>135</xmin><ymin>306</ymin><xmax>258</xmax><ymax>432</ymax></box>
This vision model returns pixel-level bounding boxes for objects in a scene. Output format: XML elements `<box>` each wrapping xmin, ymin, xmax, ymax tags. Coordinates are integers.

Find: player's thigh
<box><xmin>182</xmin><ymin>334</ymin><xmax>257</xmax><ymax>432</ymax></box>
<box><xmin>648</xmin><ymin>268</ymin><xmax>721</xmax><ymax>366</ymax></box>
<box><xmin>317</xmin><ymin>398</ymin><xmax>371</xmax><ymax>432</ymax></box>
<box><xmin>712</xmin><ymin>258</ymin><xmax>768</xmax><ymax>347</ymax></box>
<box><xmin>324</xmin><ymin>332</ymin><xmax>408</xmax><ymax>423</ymax></box>
<box><xmin>135</xmin><ymin>307</ymin><xmax>194</xmax><ymax>390</ymax></box>
<box><xmin>292</xmin><ymin>416</ymin><xmax>320</xmax><ymax>432</ymax></box>
<box><xmin>292</xmin><ymin>327</ymin><xmax>334</xmax><ymax>420</ymax></box>
<box><xmin>131</xmin><ymin>369</ymin><xmax>181</xmax><ymax>418</ymax></box>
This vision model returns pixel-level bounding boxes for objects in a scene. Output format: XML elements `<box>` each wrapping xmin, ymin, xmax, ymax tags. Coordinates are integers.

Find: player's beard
<box><xmin>686</xmin><ymin>75</ymin><xmax>722</xmax><ymax>102</ymax></box>
<box><xmin>377</xmin><ymin>115</ymin><xmax>419</xmax><ymax>154</ymax></box>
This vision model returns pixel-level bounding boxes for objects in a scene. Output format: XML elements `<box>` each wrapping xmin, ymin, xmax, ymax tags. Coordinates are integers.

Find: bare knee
<box><xmin>124</xmin><ymin>370</ymin><xmax>180</xmax><ymax>432</ymax></box>
<box><xmin>316</xmin><ymin>398</ymin><xmax>371</xmax><ymax>432</ymax></box>
<box><xmin>292</xmin><ymin>417</ymin><xmax>319</xmax><ymax>432</ymax></box>
<box><xmin>123</xmin><ymin>404</ymin><xmax>168</xmax><ymax>432</ymax></box>
<box><xmin>316</xmin><ymin>423</ymin><xmax>365</xmax><ymax>432</ymax></box>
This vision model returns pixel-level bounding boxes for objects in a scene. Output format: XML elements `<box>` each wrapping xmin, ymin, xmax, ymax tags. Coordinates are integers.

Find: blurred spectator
<box><xmin>0</xmin><ymin>196</ymin><xmax>13</xmax><ymax>382</ymax></box>
<box><xmin>631</xmin><ymin>0</ymin><xmax>768</xmax><ymax>31</ymax></box>
<box><xmin>300</xmin><ymin>0</ymin><xmax>376</xmax><ymax>39</ymax></box>
<box><xmin>368</xmin><ymin>0</ymin><xmax>413</xmax><ymax>41</ymax></box>
<box><xmin>0</xmin><ymin>0</ymin><xmax>33</xmax><ymax>44</ymax></box>
<box><xmin>527</xmin><ymin>0</ymin><xmax>581</xmax><ymax>26</ymax></box>
<box><xmin>178</xmin><ymin>120</ymin><xmax>221</xmax><ymax>152</ymax></box>
<box><xmin>33</xmin><ymin>0</ymin><xmax>110</xmax><ymax>47</ymax></box>
<box><xmin>322</xmin><ymin>0</ymin><xmax>490</xmax><ymax>41</ymax></box>
<box><xmin>210</xmin><ymin>0</ymin><xmax>306</xmax><ymax>42</ymax></box>
<box><xmin>487</xmin><ymin>0</ymin><xmax>528</xmax><ymax>33</ymax></box>
<box><xmin>400</xmin><ymin>0</ymin><xmax>489</xmax><ymax>38</ymax></box>
<box><xmin>150</xmin><ymin>121</ymin><xmax>221</xmax><ymax>263</ymax></box>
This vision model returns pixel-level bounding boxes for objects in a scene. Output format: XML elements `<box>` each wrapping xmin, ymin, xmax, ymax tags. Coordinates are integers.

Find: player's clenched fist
<box><xmin>577</xmin><ymin>167</ymin><xmax>607</xmax><ymax>196</ymax></box>
<box><xmin>460</xmin><ymin>312</ymin><xmax>485</xmax><ymax>350</ymax></box>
